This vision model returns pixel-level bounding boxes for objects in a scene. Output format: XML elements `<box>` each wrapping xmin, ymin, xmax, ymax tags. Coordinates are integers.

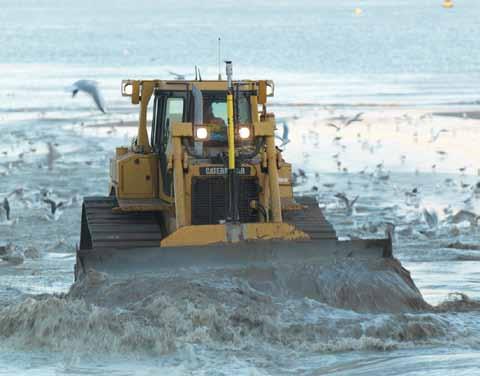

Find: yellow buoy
<box><xmin>443</xmin><ymin>0</ymin><xmax>453</xmax><ymax>8</ymax></box>
<box><xmin>354</xmin><ymin>7</ymin><xmax>363</xmax><ymax>15</ymax></box>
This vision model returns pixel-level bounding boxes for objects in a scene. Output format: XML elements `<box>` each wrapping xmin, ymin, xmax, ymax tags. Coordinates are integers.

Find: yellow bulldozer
<box><xmin>75</xmin><ymin>62</ymin><xmax>392</xmax><ymax>280</ymax></box>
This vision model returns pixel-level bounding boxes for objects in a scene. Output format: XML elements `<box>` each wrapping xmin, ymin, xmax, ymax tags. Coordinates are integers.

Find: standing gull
<box><xmin>1</xmin><ymin>198</ymin><xmax>10</xmax><ymax>221</ymax></box>
<box><xmin>70</xmin><ymin>80</ymin><xmax>106</xmax><ymax>113</ymax></box>
<box><xmin>0</xmin><ymin>198</ymin><xmax>15</xmax><ymax>225</ymax></box>
<box><xmin>47</xmin><ymin>142</ymin><xmax>61</xmax><ymax>170</ymax></box>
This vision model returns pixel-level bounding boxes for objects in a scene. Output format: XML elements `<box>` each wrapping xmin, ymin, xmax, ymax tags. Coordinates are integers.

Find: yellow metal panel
<box><xmin>132</xmin><ymin>80</ymin><xmax>256</xmax><ymax>92</ymax></box>
<box><xmin>172</xmin><ymin>136</ymin><xmax>187</xmax><ymax>227</ymax></box>
<box><xmin>160</xmin><ymin>225</ymin><xmax>226</xmax><ymax>247</ymax></box>
<box><xmin>258</xmin><ymin>80</ymin><xmax>267</xmax><ymax>104</ymax></box>
<box><xmin>137</xmin><ymin>82</ymin><xmax>153</xmax><ymax>152</ymax></box>
<box><xmin>254</xmin><ymin>120</ymin><xmax>275</xmax><ymax>136</ymax></box>
<box><xmin>259</xmin><ymin>171</ymin><xmax>270</xmax><ymax>221</ymax></box>
<box><xmin>117</xmin><ymin>153</ymin><xmax>158</xmax><ymax>199</ymax></box>
<box><xmin>172</xmin><ymin>122</ymin><xmax>194</xmax><ymax>137</ymax></box>
<box><xmin>160</xmin><ymin>223</ymin><xmax>308</xmax><ymax>247</ymax></box>
<box><xmin>278</xmin><ymin>163</ymin><xmax>293</xmax><ymax>199</ymax></box>
<box><xmin>266</xmin><ymin>136</ymin><xmax>282</xmax><ymax>222</ymax></box>
<box><xmin>279</xmin><ymin>185</ymin><xmax>293</xmax><ymax>199</ymax></box>
<box><xmin>116</xmin><ymin>147</ymin><xmax>128</xmax><ymax>157</ymax></box>
<box><xmin>121</xmin><ymin>80</ymin><xmax>259</xmax><ymax>93</ymax></box>
<box><xmin>131</xmin><ymin>81</ymin><xmax>140</xmax><ymax>104</ymax></box>
<box><xmin>250</xmin><ymin>95</ymin><xmax>259</xmax><ymax>124</ymax></box>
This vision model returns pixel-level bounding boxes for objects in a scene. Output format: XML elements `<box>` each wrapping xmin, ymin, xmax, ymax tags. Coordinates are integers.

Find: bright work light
<box><xmin>196</xmin><ymin>127</ymin><xmax>208</xmax><ymax>140</ymax></box>
<box><xmin>239</xmin><ymin>127</ymin><xmax>250</xmax><ymax>139</ymax></box>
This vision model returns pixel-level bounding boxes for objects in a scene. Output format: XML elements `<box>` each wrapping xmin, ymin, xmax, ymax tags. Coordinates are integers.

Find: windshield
<box><xmin>203</xmin><ymin>92</ymin><xmax>251</xmax><ymax>143</ymax></box>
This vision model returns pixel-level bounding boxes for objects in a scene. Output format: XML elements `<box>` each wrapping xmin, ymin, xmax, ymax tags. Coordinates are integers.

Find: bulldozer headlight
<box><xmin>239</xmin><ymin>127</ymin><xmax>251</xmax><ymax>139</ymax></box>
<box><xmin>196</xmin><ymin>127</ymin><xmax>208</xmax><ymax>140</ymax></box>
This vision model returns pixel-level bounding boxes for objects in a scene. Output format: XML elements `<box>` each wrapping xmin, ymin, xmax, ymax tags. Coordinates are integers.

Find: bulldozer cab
<box><xmin>148</xmin><ymin>85</ymin><xmax>257</xmax><ymax>199</ymax></box>
<box><xmin>106</xmin><ymin>74</ymin><xmax>299</xmax><ymax>230</ymax></box>
<box><xmin>151</xmin><ymin>87</ymin><xmax>254</xmax><ymax>151</ymax></box>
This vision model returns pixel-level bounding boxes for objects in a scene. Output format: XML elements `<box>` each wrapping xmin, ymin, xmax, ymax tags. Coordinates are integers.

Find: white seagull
<box><xmin>70</xmin><ymin>80</ymin><xmax>106</xmax><ymax>113</ymax></box>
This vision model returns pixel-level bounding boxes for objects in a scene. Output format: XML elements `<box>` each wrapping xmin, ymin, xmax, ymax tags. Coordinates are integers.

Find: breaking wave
<box><xmin>0</xmin><ymin>263</ymin><xmax>479</xmax><ymax>356</ymax></box>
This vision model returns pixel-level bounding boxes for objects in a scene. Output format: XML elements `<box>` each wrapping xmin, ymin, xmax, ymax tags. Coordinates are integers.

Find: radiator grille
<box><xmin>191</xmin><ymin>176</ymin><xmax>259</xmax><ymax>225</ymax></box>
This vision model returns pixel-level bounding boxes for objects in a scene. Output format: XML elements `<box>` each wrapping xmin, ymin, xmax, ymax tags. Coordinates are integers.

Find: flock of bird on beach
<box><xmin>285</xmin><ymin>110</ymin><xmax>480</xmax><ymax>236</ymax></box>
<box><xmin>0</xmin><ymin>185</ymin><xmax>79</xmax><ymax>225</ymax></box>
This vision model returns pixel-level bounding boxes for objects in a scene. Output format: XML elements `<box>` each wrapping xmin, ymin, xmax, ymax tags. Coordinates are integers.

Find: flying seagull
<box><xmin>275</xmin><ymin>120</ymin><xmax>290</xmax><ymax>147</ymax></box>
<box><xmin>43</xmin><ymin>198</ymin><xmax>64</xmax><ymax>215</ymax></box>
<box><xmin>429</xmin><ymin>129</ymin><xmax>449</xmax><ymax>143</ymax></box>
<box><xmin>344</xmin><ymin>112</ymin><xmax>364</xmax><ymax>126</ymax></box>
<box><xmin>326</xmin><ymin>123</ymin><xmax>341</xmax><ymax>131</ymax></box>
<box><xmin>334</xmin><ymin>192</ymin><xmax>359</xmax><ymax>215</ymax></box>
<box><xmin>43</xmin><ymin>198</ymin><xmax>65</xmax><ymax>221</ymax></box>
<box><xmin>168</xmin><ymin>71</ymin><xmax>188</xmax><ymax>80</ymax></box>
<box><xmin>70</xmin><ymin>80</ymin><xmax>106</xmax><ymax>113</ymax></box>
<box><xmin>423</xmin><ymin>208</ymin><xmax>439</xmax><ymax>228</ymax></box>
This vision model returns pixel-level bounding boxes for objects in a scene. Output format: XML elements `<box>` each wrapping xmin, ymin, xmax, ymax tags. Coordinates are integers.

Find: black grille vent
<box><xmin>191</xmin><ymin>176</ymin><xmax>259</xmax><ymax>225</ymax></box>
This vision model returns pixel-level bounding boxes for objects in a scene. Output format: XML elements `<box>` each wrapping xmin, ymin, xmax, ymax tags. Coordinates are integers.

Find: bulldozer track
<box><xmin>80</xmin><ymin>196</ymin><xmax>336</xmax><ymax>253</ymax></box>
<box><xmin>284</xmin><ymin>196</ymin><xmax>337</xmax><ymax>240</ymax></box>
<box><xmin>80</xmin><ymin>196</ymin><xmax>163</xmax><ymax>250</ymax></box>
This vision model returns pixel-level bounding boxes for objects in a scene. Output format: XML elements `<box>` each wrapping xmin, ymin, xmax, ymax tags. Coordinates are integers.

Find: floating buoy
<box><xmin>354</xmin><ymin>7</ymin><xmax>363</xmax><ymax>15</ymax></box>
<box><xmin>443</xmin><ymin>0</ymin><xmax>453</xmax><ymax>8</ymax></box>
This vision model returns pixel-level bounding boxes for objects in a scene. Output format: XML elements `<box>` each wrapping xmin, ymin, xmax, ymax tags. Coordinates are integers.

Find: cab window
<box><xmin>163</xmin><ymin>97</ymin><xmax>184</xmax><ymax>149</ymax></box>
<box><xmin>202</xmin><ymin>93</ymin><xmax>251</xmax><ymax>143</ymax></box>
<box><xmin>210</xmin><ymin>101</ymin><xmax>227</xmax><ymax>125</ymax></box>
<box><xmin>237</xmin><ymin>95</ymin><xmax>251</xmax><ymax>123</ymax></box>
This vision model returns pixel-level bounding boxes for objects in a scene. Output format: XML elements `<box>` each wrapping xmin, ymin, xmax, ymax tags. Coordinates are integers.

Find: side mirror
<box><xmin>121</xmin><ymin>80</ymin><xmax>140</xmax><ymax>104</ymax></box>
<box><xmin>257</xmin><ymin>80</ymin><xmax>275</xmax><ymax>105</ymax></box>
<box><xmin>265</xmin><ymin>80</ymin><xmax>275</xmax><ymax>97</ymax></box>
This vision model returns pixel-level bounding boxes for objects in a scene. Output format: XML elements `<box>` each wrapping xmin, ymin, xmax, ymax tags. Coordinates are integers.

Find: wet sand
<box><xmin>435</xmin><ymin>111</ymin><xmax>480</xmax><ymax>119</ymax></box>
<box><xmin>85</xmin><ymin>120</ymin><xmax>137</xmax><ymax>128</ymax></box>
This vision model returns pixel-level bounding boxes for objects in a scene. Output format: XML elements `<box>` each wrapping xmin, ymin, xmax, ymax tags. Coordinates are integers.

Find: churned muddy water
<box><xmin>1</xmin><ymin>0</ymin><xmax>480</xmax><ymax>374</ymax></box>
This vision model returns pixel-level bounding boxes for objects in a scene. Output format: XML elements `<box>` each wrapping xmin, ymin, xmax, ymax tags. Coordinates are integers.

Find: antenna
<box><xmin>217</xmin><ymin>37</ymin><xmax>222</xmax><ymax>80</ymax></box>
<box><xmin>195</xmin><ymin>65</ymin><xmax>198</xmax><ymax>81</ymax></box>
